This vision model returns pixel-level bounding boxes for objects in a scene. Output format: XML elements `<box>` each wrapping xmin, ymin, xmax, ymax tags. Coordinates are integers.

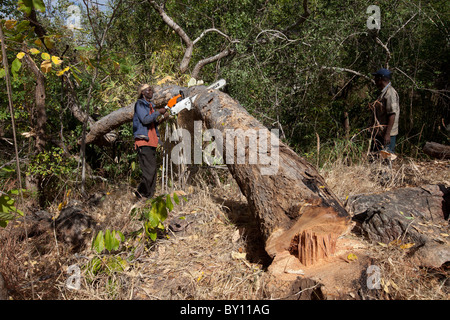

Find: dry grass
<box><xmin>362</xmin><ymin>242</ymin><xmax>449</xmax><ymax>300</ymax></box>
<box><xmin>320</xmin><ymin>155</ymin><xmax>450</xmax><ymax>199</ymax></box>
<box><xmin>53</xmin><ymin>176</ymin><xmax>269</xmax><ymax>300</ymax></box>
<box><xmin>1</xmin><ymin>156</ymin><xmax>449</xmax><ymax>300</ymax></box>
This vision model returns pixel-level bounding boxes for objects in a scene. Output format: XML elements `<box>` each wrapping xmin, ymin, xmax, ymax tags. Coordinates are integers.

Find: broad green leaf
<box><xmin>74</xmin><ymin>46</ymin><xmax>95</xmax><ymax>51</ymax></box>
<box><xmin>18</xmin><ymin>0</ymin><xmax>33</xmax><ymax>15</ymax></box>
<box><xmin>173</xmin><ymin>192</ymin><xmax>180</xmax><ymax>205</ymax></box>
<box><xmin>92</xmin><ymin>230</ymin><xmax>105</xmax><ymax>254</ymax></box>
<box><xmin>32</xmin><ymin>0</ymin><xmax>46</xmax><ymax>12</ymax></box>
<box><xmin>104</xmin><ymin>229</ymin><xmax>113</xmax><ymax>252</ymax></box>
<box><xmin>111</xmin><ymin>230</ymin><xmax>122</xmax><ymax>251</ymax></box>
<box><xmin>154</xmin><ymin>198</ymin><xmax>167</xmax><ymax>221</ymax></box>
<box><xmin>15</xmin><ymin>20</ymin><xmax>30</xmax><ymax>33</ymax></box>
<box><xmin>0</xmin><ymin>68</ymin><xmax>5</xmax><ymax>79</ymax></box>
<box><xmin>166</xmin><ymin>194</ymin><xmax>173</xmax><ymax>211</ymax></box>
<box><xmin>115</xmin><ymin>230</ymin><xmax>125</xmax><ymax>242</ymax></box>
<box><xmin>0</xmin><ymin>212</ymin><xmax>17</xmax><ymax>221</ymax></box>
<box><xmin>11</xmin><ymin>58</ymin><xmax>22</xmax><ymax>74</ymax></box>
<box><xmin>147</xmin><ymin>211</ymin><xmax>159</xmax><ymax>228</ymax></box>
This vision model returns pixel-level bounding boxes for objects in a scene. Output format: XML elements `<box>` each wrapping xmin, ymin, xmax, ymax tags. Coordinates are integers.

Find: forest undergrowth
<box><xmin>1</xmin><ymin>147</ymin><xmax>449</xmax><ymax>300</ymax></box>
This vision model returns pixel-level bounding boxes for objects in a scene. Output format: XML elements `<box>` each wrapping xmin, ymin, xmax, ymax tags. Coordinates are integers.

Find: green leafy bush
<box><xmin>0</xmin><ymin>188</ymin><xmax>24</xmax><ymax>228</ymax></box>
<box><xmin>92</xmin><ymin>229</ymin><xmax>125</xmax><ymax>254</ymax></box>
<box><xmin>131</xmin><ymin>193</ymin><xmax>186</xmax><ymax>241</ymax></box>
<box><xmin>27</xmin><ymin>147</ymin><xmax>74</xmax><ymax>178</ymax></box>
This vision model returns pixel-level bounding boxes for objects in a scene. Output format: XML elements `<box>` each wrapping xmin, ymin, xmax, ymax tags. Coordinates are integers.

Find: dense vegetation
<box><xmin>1</xmin><ymin>0</ymin><xmax>449</xmax><ymax>206</ymax></box>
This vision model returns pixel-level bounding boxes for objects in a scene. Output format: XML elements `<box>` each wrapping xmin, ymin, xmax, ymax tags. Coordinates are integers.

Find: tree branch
<box><xmin>375</xmin><ymin>37</ymin><xmax>391</xmax><ymax>69</ymax></box>
<box><xmin>282</xmin><ymin>0</ymin><xmax>310</xmax><ymax>34</ymax></box>
<box><xmin>191</xmin><ymin>48</ymin><xmax>234</xmax><ymax>79</ymax></box>
<box><xmin>148</xmin><ymin>0</ymin><xmax>237</xmax><ymax>78</ymax></box>
<box><xmin>375</xmin><ymin>12</ymin><xmax>418</xmax><ymax>69</ymax></box>
<box><xmin>148</xmin><ymin>0</ymin><xmax>193</xmax><ymax>73</ymax></box>
<box><xmin>193</xmin><ymin>28</ymin><xmax>239</xmax><ymax>45</ymax></box>
<box><xmin>321</xmin><ymin>66</ymin><xmax>375</xmax><ymax>84</ymax></box>
<box><xmin>387</xmin><ymin>12</ymin><xmax>418</xmax><ymax>44</ymax></box>
<box><xmin>394</xmin><ymin>67</ymin><xmax>450</xmax><ymax>100</ymax></box>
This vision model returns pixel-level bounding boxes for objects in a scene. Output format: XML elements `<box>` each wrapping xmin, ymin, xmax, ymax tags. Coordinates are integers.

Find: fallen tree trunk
<box><xmin>184</xmin><ymin>86</ymin><xmax>352</xmax><ymax>267</ymax></box>
<box><xmin>423</xmin><ymin>141</ymin><xmax>450</xmax><ymax>160</ymax></box>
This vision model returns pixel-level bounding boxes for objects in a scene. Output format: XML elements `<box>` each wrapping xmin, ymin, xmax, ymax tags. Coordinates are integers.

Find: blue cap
<box><xmin>372</xmin><ymin>68</ymin><xmax>392</xmax><ymax>79</ymax></box>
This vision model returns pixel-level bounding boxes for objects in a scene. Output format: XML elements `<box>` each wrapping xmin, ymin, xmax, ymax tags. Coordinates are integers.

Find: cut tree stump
<box><xmin>182</xmin><ymin>85</ymin><xmax>353</xmax><ymax>267</ymax></box>
<box><xmin>423</xmin><ymin>141</ymin><xmax>450</xmax><ymax>160</ymax></box>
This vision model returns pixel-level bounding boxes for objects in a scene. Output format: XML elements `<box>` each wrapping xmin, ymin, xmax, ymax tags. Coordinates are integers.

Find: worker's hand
<box><xmin>158</xmin><ymin>108</ymin><xmax>167</xmax><ymax>115</ymax></box>
<box><xmin>159</xmin><ymin>112</ymin><xmax>170</xmax><ymax>123</ymax></box>
<box><xmin>383</xmin><ymin>133</ymin><xmax>391</xmax><ymax>146</ymax></box>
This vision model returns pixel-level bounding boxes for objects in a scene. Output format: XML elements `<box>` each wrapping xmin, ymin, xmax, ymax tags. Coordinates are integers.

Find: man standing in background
<box><xmin>370</xmin><ymin>68</ymin><xmax>400</xmax><ymax>154</ymax></box>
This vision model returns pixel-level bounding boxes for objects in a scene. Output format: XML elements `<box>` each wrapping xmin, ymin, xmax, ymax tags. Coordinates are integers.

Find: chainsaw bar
<box><xmin>168</xmin><ymin>79</ymin><xmax>226</xmax><ymax>115</ymax></box>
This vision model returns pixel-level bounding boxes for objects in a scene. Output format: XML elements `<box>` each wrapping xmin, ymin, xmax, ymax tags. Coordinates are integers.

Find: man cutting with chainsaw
<box><xmin>133</xmin><ymin>79</ymin><xmax>226</xmax><ymax>199</ymax></box>
<box><xmin>369</xmin><ymin>68</ymin><xmax>400</xmax><ymax>154</ymax></box>
<box><xmin>133</xmin><ymin>84</ymin><xmax>169</xmax><ymax>199</ymax></box>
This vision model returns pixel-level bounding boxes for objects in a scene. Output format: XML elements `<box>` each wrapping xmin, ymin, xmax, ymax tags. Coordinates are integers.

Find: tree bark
<box><xmin>184</xmin><ymin>86</ymin><xmax>353</xmax><ymax>266</ymax></box>
<box><xmin>349</xmin><ymin>184</ymin><xmax>450</xmax><ymax>268</ymax></box>
<box><xmin>22</xmin><ymin>53</ymin><xmax>47</xmax><ymax>207</ymax></box>
<box><xmin>423</xmin><ymin>141</ymin><xmax>450</xmax><ymax>160</ymax></box>
<box><xmin>22</xmin><ymin>54</ymin><xmax>47</xmax><ymax>153</ymax></box>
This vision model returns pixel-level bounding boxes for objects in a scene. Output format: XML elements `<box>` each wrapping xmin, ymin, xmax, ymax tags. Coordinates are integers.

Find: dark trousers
<box><xmin>136</xmin><ymin>146</ymin><xmax>157</xmax><ymax>198</ymax></box>
<box><xmin>372</xmin><ymin>135</ymin><xmax>397</xmax><ymax>154</ymax></box>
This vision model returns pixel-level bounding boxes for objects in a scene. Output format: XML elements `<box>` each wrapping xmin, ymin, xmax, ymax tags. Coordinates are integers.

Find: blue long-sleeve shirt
<box><xmin>132</xmin><ymin>98</ymin><xmax>161</xmax><ymax>140</ymax></box>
